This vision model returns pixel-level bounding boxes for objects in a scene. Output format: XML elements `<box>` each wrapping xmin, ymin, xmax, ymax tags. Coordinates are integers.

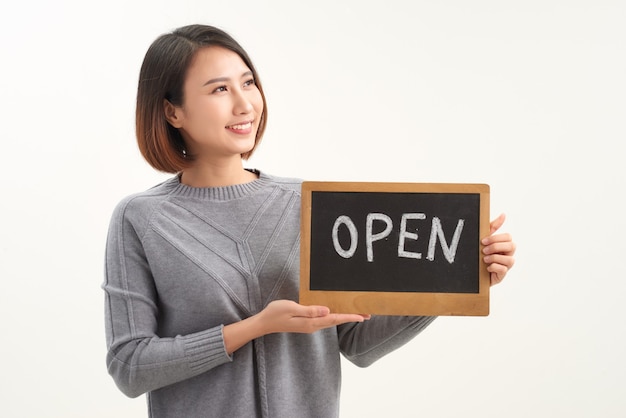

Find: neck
<box><xmin>180</xmin><ymin>158</ymin><xmax>257</xmax><ymax>188</ymax></box>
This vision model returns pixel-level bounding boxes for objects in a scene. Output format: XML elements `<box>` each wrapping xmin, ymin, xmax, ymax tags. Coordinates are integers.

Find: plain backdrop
<box><xmin>1</xmin><ymin>1</ymin><xmax>624</xmax><ymax>417</ymax></box>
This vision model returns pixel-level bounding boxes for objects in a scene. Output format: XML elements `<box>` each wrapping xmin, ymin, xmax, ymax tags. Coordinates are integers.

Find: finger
<box><xmin>294</xmin><ymin>313</ymin><xmax>369</xmax><ymax>333</ymax></box>
<box><xmin>490</xmin><ymin>272</ymin><xmax>505</xmax><ymax>286</ymax></box>
<box><xmin>315</xmin><ymin>313</ymin><xmax>366</xmax><ymax>327</ymax></box>
<box><xmin>483</xmin><ymin>232</ymin><xmax>513</xmax><ymax>245</ymax></box>
<box><xmin>483</xmin><ymin>253</ymin><xmax>516</xmax><ymax>269</ymax></box>
<box><xmin>487</xmin><ymin>264</ymin><xmax>509</xmax><ymax>286</ymax></box>
<box><xmin>482</xmin><ymin>239</ymin><xmax>516</xmax><ymax>255</ymax></box>
<box><xmin>489</xmin><ymin>213</ymin><xmax>506</xmax><ymax>235</ymax></box>
<box><xmin>294</xmin><ymin>304</ymin><xmax>330</xmax><ymax>318</ymax></box>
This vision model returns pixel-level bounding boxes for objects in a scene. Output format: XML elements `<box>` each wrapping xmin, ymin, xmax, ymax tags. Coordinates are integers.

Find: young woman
<box><xmin>103</xmin><ymin>24</ymin><xmax>516</xmax><ymax>418</ymax></box>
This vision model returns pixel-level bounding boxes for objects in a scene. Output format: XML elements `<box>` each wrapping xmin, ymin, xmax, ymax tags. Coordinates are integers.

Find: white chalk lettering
<box><xmin>398</xmin><ymin>213</ymin><xmax>426</xmax><ymax>259</ymax></box>
<box><xmin>427</xmin><ymin>217</ymin><xmax>465</xmax><ymax>263</ymax></box>
<box><xmin>366</xmin><ymin>213</ymin><xmax>393</xmax><ymax>262</ymax></box>
<box><xmin>332</xmin><ymin>215</ymin><xmax>358</xmax><ymax>258</ymax></box>
<box><xmin>331</xmin><ymin>213</ymin><xmax>465</xmax><ymax>263</ymax></box>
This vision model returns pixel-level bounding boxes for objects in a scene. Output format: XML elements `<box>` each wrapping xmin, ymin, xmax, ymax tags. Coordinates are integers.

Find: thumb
<box><xmin>490</xmin><ymin>213</ymin><xmax>506</xmax><ymax>234</ymax></box>
<box><xmin>301</xmin><ymin>305</ymin><xmax>330</xmax><ymax>318</ymax></box>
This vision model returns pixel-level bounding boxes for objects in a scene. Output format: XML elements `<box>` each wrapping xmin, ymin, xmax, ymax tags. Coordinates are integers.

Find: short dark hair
<box><xmin>135</xmin><ymin>24</ymin><xmax>267</xmax><ymax>173</ymax></box>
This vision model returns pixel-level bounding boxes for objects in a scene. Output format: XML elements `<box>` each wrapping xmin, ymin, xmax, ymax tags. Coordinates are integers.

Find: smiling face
<box><xmin>165</xmin><ymin>46</ymin><xmax>264</xmax><ymax>163</ymax></box>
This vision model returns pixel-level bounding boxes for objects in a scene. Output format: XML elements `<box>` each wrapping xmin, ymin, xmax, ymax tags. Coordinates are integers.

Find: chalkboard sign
<box><xmin>300</xmin><ymin>182</ymin><xmax>490</xmax><ymax>316</ymax></box>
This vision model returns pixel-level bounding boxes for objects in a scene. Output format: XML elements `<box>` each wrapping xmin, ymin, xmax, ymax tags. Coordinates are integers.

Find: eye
<box><xmin>243</xmin><ymin>78</ymin><xmax>256</xmax><ymax>88</ymax></box>
<box><xmin>212</xmin><ymin>85</ymin><xmax>228</xmax><ymax>93</ymax></box>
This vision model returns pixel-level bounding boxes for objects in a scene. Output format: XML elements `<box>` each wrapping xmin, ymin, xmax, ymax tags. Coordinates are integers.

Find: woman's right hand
<box><xmin>258</xmin><ymin>300</ymin><xmax>370</xmax><ymax>335</ymax></box>
<box><xmin>223</xmin><ymin>300</ymin><xmax>369</xmax><ymax>355</ymax></box>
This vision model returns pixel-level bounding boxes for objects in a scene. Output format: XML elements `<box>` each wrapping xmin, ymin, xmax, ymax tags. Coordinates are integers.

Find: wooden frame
<box><xmin>300</xmin><ymin>181</ymin><xmax>491</xmax><ymax>316</ymax></box>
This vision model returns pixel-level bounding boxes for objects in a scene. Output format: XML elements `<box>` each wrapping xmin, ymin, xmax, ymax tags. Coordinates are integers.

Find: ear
<box><xmin>163</xmin><ymin>99</ymin><xmax>184</xmax><ymax>128</ymax></box>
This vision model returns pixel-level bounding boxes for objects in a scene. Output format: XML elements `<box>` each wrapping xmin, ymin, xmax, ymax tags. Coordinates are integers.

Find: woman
<box><xmin>103</xmin><ymin>24</ymin><xmax>516</xmax><ymax>418</ymax></box>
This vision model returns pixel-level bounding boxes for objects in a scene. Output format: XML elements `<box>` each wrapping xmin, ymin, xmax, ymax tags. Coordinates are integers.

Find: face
<box><xmin>165</xmin><ymin>46</ymin><xmax>264</xmax><ymax>162</ymax></box>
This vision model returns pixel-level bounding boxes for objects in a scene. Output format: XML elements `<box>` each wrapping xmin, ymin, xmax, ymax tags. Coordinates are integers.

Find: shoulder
<box><xmin>108</xmin><ymin>176</ymin><xmax>179</xmax><ymax>232</ymax></box>
<box><xmin>258</xmin><ymin>171</ymin><xmax>303</xmax><ymax>194</ymax></box>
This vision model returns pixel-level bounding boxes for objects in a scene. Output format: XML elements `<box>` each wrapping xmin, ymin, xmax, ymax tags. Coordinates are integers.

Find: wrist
<box><xmin>223</xmin><ymin>313</ymin><xmax>266</xmax><ymax>355</ymax></box>
<box><xmin>249</xmin><ymin>309</ymin><xmax>271</xmax><ymax>338</ymax></box>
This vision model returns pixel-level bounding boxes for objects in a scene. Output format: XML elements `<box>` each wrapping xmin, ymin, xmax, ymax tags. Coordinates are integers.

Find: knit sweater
<box><xmin>103</xmin><ymin>171</ymin><xmax>436</xmax><ymax>418</ymax></box>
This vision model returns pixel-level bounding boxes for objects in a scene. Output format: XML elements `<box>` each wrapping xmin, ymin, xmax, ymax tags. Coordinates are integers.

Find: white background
<box><xmin>1</xmin><ymin>1</ymin><xmax>624</xmax><ymax>417</ymax></box>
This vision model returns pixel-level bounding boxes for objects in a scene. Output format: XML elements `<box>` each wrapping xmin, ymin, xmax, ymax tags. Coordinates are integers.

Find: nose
<box><xmin>233</xmin><ymin>89</ymin><xmax>254</xmax><ymax>115</ymax></box>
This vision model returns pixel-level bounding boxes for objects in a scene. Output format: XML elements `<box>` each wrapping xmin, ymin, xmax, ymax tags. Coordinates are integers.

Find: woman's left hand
<box><xmin>481</xmin><ymin>213</ymin><xmax>516</xmax><ymax>286</ymax></box>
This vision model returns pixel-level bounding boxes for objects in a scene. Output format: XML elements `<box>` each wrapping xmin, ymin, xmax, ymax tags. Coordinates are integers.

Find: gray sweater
<box><xmin>103</xmin><ymin>171</ymin><xmax>436</xmax><ymax>418</ymax></box>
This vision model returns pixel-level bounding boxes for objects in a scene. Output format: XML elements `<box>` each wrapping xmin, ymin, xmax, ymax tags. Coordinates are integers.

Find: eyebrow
<box><xmin>203</xmin><ymin>71</ymin><xmax>254</xmax><ymax>87</ymax></box>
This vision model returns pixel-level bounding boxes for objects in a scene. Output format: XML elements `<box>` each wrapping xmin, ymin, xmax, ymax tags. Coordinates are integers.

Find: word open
<box><xmin>331</xmin><ymin>213</ymin><xmax>465</xmax><ymax>263</ymax></box>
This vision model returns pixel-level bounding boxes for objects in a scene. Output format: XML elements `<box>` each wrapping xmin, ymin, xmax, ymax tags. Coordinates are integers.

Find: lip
<box><xmin>225</xmin><ymin>120</ymin><xmax>254</xmax><ymax>134</ymax></box>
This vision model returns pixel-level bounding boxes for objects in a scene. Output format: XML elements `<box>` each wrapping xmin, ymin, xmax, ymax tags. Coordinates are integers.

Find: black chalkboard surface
<box><xmin>300</xmin><ymin>182</ymin><xmax>490</xmax><ymax>316</ymax></box>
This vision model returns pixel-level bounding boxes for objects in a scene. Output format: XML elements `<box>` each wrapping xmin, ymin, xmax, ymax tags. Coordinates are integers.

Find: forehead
<box><xmin>186</xmin><ymin>46</ymin><xmax>250</xmax><ymax>80</ymax></box>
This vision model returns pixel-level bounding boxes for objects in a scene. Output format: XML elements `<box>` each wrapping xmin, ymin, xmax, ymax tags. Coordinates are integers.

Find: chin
<box><xmin>239</xmin><ymin>139</ymin><xmax>256</xmax><ymax>154</ymax></box>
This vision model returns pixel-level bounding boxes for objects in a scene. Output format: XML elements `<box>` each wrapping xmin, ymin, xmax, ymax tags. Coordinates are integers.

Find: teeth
<box><xmin>228</xmin><ymin>122</ymin><xmax>252</xmax><ymax>130</ymax></box>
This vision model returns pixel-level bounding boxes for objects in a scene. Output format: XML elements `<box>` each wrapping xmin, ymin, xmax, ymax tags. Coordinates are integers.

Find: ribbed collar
<box><xmin>166</xmin><ymin>170</ymin><xmax>272</xmax><ymax>201</ymax></box>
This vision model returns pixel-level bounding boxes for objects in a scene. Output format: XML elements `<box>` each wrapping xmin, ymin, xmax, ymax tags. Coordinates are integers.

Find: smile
<box><xmin>226</xmin><ymin>121</ymin><xmax>253</xmax><ymax>130</ymax></box>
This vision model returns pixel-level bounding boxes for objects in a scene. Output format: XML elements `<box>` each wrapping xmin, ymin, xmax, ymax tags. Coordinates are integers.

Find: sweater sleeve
<box><xmin>337</xmin><ymin>315</ymin><xmax>437</xmax><ymax>368</ymax></box>
<box><xmin>102</xmin><ymin>197</ymin><xmax>233</xmax><ymax>398</ymax></box>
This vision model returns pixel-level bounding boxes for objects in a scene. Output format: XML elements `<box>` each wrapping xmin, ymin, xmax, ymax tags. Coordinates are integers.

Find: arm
<box><xmin>223</xmin><ymin>300</ymin><xmax>369</xmax><ymax>354</ymax></box>
<box><xmin>103</xmin><ymin>200</ymin><xmax>232</xmax><ymax>398</ymax></box>
<box><xmin>337</xmin><ymin>315</ymin><xmax>437</xmax><ymax>368</ymax></box>
<box><xmin>337</xmin><ymin>214</ymin><xmax>516</xmax><ymax>366</ymax></box>
<box><xmin>104</xmin><ymin>199</ymin><xmax>367</xmax><ymax>397</ymax></box>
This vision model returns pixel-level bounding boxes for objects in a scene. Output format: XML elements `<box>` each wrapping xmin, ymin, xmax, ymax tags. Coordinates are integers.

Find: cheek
<box><xmin>252</xmin><ymin>90</ymin><xmax>264</xmax><ymax>114</ymax></box>
<box><xmin>187</xmin><ymin>102</ymin><xmax>220</xmax><ymax>129</ymax></box>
